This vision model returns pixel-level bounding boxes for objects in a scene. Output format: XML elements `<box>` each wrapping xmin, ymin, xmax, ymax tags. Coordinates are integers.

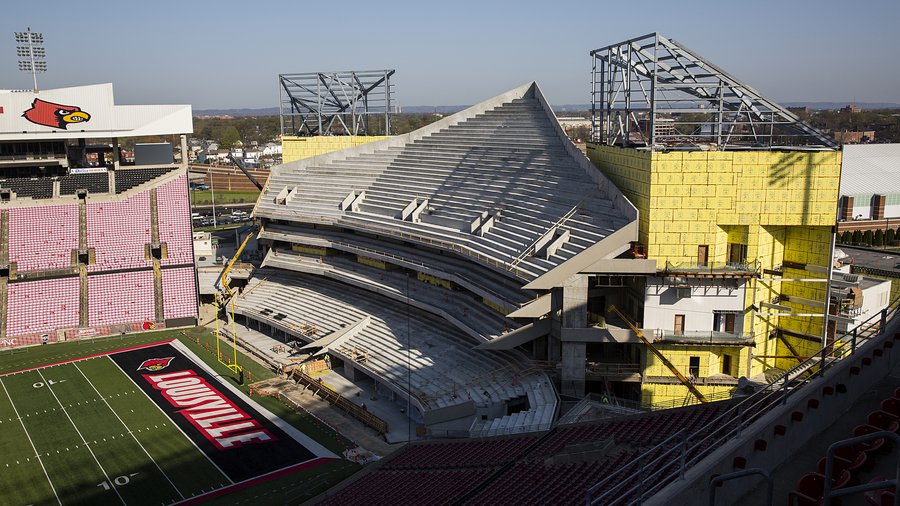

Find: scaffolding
<box><xmin>279</xmin><ymin>70</ymin><xmax>396</xmax><ymax>137</ymax></box>
<box><xmin>589</xmin><ymin>33</ymin><xmax>837</xmax><ymax>150</ymax></box>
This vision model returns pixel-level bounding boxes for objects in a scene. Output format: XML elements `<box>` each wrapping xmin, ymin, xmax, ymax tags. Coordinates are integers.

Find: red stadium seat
<box><xmin>790</xmin><ymin>473</ymin><xmax>826</xmax><ymax>506</ymax></box>
<box><xmin>863</xmin><ymin>477</ymin><xmax>896</xmax><ymax>506</ymax></box>
<box><xmin>816</xmin><ymin>456</ymin><xmax>857</xmax><ymax>484</ymax></box>
<box><xmin>852</xmin><ymin>424</ymin><xmax>887</xmax><ymax>454</ymax></box>
<box><xmin>882</xmin><ymin>398</ymin><xmax>900</xmax><ymax>418</ymax></box>
<box><xmin>866</xmin><ymin>411</ymin><xmax>900</xmax><ymax>434</ymax></box>
<box><xmin>833</xmin><ymin>445</ymin><xmax>867</xmax><ymax>474</ymax></box>
<box><xmin>790</xmin><ymin>471</ymin><xmax>851</xmax><ymax>506</ymax></box>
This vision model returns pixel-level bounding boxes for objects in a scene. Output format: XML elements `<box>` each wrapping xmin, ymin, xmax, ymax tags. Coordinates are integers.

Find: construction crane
<box><xmin>607</xmin><ymin>305</ymin><xmax>708</xmax><ymax>404</ymax></box>
<box><xmin>215</xmin><ymin>224</ymin><xmax>257</xmax><ymax>301</ymax></box>
<box><xmin>226</xmin><ymin>152</ymin><xmax>263</xmax><ymax>191</ymax></box>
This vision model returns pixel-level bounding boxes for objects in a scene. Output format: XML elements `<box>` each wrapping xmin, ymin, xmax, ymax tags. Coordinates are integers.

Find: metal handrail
<box><xmin>709</xmin><ymin>469</ymin><xmax>773</xmax><ymax>506</ymax></box>
<box><xmin>587</xmin><ymin>295</ymin><xmax>900</xmax><ymax>505</ymax></box>
<box><xmin>823</xmin><ymin>431</ymin><xmax>900</xmax><ymax>506</ymax></box>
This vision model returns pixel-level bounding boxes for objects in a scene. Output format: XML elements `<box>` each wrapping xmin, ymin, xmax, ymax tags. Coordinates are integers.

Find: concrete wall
<box><xmin>643</xmin><ymin>278</ymin><xmax>747</xmax><ymax>334</ymax></box>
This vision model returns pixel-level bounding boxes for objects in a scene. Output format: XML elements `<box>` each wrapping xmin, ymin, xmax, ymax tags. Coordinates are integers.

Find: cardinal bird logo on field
<box><xmin>137</xmin><ymin>357</ymin><xmax>175</xmax><ymax>372</ymax></box>
<box><xmin>22</xmin><ymin>98</ymin><xmax>91</xmax><ymax>129</ymax></box>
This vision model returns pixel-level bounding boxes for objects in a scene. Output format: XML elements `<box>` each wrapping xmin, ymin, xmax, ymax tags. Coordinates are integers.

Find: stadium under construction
<box><xmin>0</xmin><ymin>29</ymin><xmax>898</xmax><ymax>506</ymax></box>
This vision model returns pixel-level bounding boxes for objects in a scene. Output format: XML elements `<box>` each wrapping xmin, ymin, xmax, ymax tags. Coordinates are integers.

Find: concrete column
<box><xmin>559</xmin><ymin>274</ymin><xmax>589</xmax><ymax>397</ymax></box>
<box><xmin>344</xmin><ymin>361</ymin><xmax>357</xmax><ymax>381</ymax></box>
<box><xmin>562</xmin><ymin>342</ymin><xmax>587</xmax><ymax>397</ymax></box>
<box><xmin>112</xmin><ymin>137</ymin><xmax>120</xmax><ymax>170</ymax></box>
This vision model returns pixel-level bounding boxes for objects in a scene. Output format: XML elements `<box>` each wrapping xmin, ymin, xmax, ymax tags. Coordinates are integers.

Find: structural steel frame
<box><xmin>589</xmin><ymin>33</ymin><xmax>837</xmax><ymax>150</ymax></box>
<box><xmin>279</xmin><ymin>70</ymin><xmax>395</xmax><ymax>137</ymax></box>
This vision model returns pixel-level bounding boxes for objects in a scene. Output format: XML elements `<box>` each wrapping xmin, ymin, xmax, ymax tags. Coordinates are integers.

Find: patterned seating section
<box><xmin>6</xmin><ymin>278</ymin><xmax>79</xmax><ymax>337</ymax></box>
<box><xmin>319</xmin><ymin>468</ymin><xmax>497</xmax><ymax>506</ymax></box>
<box><xmin>2</xmin><ymin>170</ymin><xmax>198</xmax><ymax>343</ymax></box>
<box><xmin>0</xmin><ymin>177</ymin><xmax>53</xmax><ymax>199</ymax></box>
<box><xmin>381</xmin><ymin>436</ymin><xmax>539</xmax><ymax>470</ymax></box>
<box><xmin>86</xmin><ymin>193</ymin><xmax>152</xmax><ymax>271</ymax></box>
<box><xmin>162</xmin><ymin>267</ymin><xmax>197</xmax><ymax>320</ymax></box>
<box><xmin>320</xmin><ymin>402</ymin><xmax>733</xmax><ymax>506</ymax></box>
<box><xmin>8</xmin><ymin>205</ymin><xmax>79</xmax><ymax>271</ymax></box>
<box><xmin>114</xmin><ymin>167</ymin><xmax>175</xmax><ymax>193</ymax></box>
<box><xmin>157</xmin><ymin>175</ymin><xmax>193</xmax><ymax>265</ymax></box>
<box><xmin>59</xmin><ymin>172</ymin><xmax>109</xmax><ymax>195</ymax></box>
<box><xmin>87</xmin><ymin>271</ymin><xmax>155</xmax><ymax>326</ymax></box>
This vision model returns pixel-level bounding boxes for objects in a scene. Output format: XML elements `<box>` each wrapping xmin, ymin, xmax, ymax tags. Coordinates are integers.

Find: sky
<box><xmin>1</xmin><ymin>0</ymin><xmax>898</xmax><ymax>110</ymax></box>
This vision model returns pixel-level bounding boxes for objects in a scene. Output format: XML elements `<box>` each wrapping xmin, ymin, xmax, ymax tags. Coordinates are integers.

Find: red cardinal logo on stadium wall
<box><xmin>137</xmin><ymin>357</ymin><xmax>175</xmax><ymax>372</ymax></box>
<box><xmin>22</xmin><ymin>98</ymin><xmax>91</xmax><ymax>129</ymax></box>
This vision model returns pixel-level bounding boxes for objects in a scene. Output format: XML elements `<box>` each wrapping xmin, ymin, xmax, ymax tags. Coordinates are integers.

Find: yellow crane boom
<box><xmin>607</xmin><ymin>305</ymin><xmax>708</xmax><ymax>404</ymax></box>
<box><xmin>218</xmin><ymin>226</ymin><xmax>256</xmax><ymax>301</ymax></box>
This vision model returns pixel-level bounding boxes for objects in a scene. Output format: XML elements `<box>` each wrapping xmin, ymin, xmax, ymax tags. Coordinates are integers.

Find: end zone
<box><xmin>108</xmin><ymin>341</ymin><xmax>336</xmax><ymax>485</ymax></box>
<box><xmin>0</xmin><ymin>339</ymin><xmax>175</xmax><ymax>377</ymax></box>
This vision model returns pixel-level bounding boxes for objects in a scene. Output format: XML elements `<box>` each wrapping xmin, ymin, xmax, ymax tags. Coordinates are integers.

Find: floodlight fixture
<box><xmin>14</xmin><ymin>27</ymin><xmax>46</xmax><ymax>91</ymax></box>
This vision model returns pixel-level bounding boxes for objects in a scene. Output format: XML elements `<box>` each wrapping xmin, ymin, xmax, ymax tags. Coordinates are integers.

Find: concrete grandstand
<box><xmin>244</xmin><ymin>81</ymin><xmax>641</xmax><ymax>437</ymax></box>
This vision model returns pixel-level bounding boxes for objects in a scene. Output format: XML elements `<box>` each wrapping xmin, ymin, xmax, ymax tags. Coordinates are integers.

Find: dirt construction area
<box><xmin>251</xmin><ymin>377</ymin><xmax>403</xmax><ymax>458</ymax></box>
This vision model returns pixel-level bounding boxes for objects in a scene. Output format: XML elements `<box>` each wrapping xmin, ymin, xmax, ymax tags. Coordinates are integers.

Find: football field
<box><xmin>0</xmin><ymin>340</ymin><xmax>336</xmax><ymax>505</ymax></box>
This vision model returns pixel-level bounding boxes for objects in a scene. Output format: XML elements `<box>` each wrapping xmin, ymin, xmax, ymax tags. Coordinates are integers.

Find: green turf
<box><xmin>190</xmin><ymin>190</ymin><xmax>260</xmax><ymax>205</ymax></box>
<box><xmin>0</xmin><ymin>358</ymin><xmax>232</xmax><ymax>505</ymax></box>
<box><xmin>0</xmin><ymin>327</ymin><xmax>362</xmax><ymax>505</ymax></box>
<box><xmin>0</xmin><ymin>331</ymin><xmax>176</xmax><ymax>376</ymax></box>
<box><xmin>0</xmin><ymin>377</ymin><xmax>58</xmax><ymax>506</ymax></box>
<box><xmin>76</xmin><ymin>357</ymin><xmax>228</xmax><ymax>498</ymax></box>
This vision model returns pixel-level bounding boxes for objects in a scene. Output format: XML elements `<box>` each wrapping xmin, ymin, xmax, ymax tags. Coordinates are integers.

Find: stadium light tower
<box><xmin>15</xmin><ymin>27</ymin><xmax>46</xmax><ymax>91</ymax></box>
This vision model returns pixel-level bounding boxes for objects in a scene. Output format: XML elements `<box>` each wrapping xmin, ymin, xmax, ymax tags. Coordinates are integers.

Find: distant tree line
<box><xmin>192</xmin><ymin>114</ymin><xmax>446</xmax><ymax>148</ymax></box>
<box><xmin>799</xmin><ymin>108</ymin><xmax>900</xmax><ymax>143</ymax></box>
<box><xmin>193</xmin><ymin>116</ymin><xmax>281</xmax><ymax>148</ymax></box>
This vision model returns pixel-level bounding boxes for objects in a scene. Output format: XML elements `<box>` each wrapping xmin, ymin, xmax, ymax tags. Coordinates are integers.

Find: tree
<box><xmin>219</xmin><ymin>126</ymin><xmax>241</xmax><ymax>150</ymax></box>
<box><xmin>873</xmin><ymin>229</ymin><xmax>884</xmax><ymax>247</ymax></box>
<box><xmin>886</xmin><ymin>228</ymin><xmax>896</xmax><ymax>245</ymax></box>
<box><xmin>840</xmin><ymin>230</ymin><xmax>853</xmax><ymax>244</ymax></box>
<box><xmin>862</xmin><ymin>230</ymin><xmax>874</xmax><ymax>246</ymax></box>
<box><xmin>852</xmin><ymin>230</ymin><xmax>862</xmax><ymax>244</ymax></box>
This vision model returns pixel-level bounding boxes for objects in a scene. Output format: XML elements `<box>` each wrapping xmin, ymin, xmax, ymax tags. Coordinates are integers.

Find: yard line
<box><xmin>36</xmin><ymin>369</ymin><xmax>126</xmax><ymax>506</ymax></box>
<box><xmin>73</xmin><ymin>362</ymin><xmax>185</xmax><ymax>500</ymax></box>
<box><xmin>0</xmin><ymin>378</ymin><xmax>62</xmax><ymax>506</ymax></box>
<box><xmin>104</xmin><ymin>355</ymin><xmax>233</xmax><ymax>484</ymax></box>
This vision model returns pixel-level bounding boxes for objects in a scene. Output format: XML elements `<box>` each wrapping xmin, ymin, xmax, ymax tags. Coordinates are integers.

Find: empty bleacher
<box><xmin>261</xmin><ymin>248</ymin><xmax>515</xmax><ymax>341</ymax></box>
<box><xmin>156</xmin><ymin>175</ymin><xmax>193</xmax><ymax>265</ymax></box>
<box><xmin>162</xmin><ymin>267</ymin><xmax>198</xmax><ymax>320</ymax></box>
<box><xmin>318</xmin><ymin>467</ymin><xmax>497</xmax><ymax>506</ymax></box>
<box><xmin>7</xmin><ymin>205</ymin><xmax>79</xmax><ymax>272</ymax></box>
<box><xmin>0</xmin><ymin>177</ymin><xmax>53</xmax><ymax>199</ymax></box>
<box><xmin>256</xmin><ymin>84</ymin><xmax>634</xmax><ymax>282</ymax></box>
<box><xmin>5</xmin><ymin>277</ymin><xmax>80</xmax><ymax>337</ymax></box>
<box><xmin>114</xmin><ymin>167</ymin><xmax>175</xmax><ymax>193</ymax></box>
<box><xmin>232</xmin><ymin>272</ymin><xmax>556</xmax><ymax>422</ymax></box>
<box><xmin>316</xmin><ymin>401</ymin><xmax>734</xmax><ymax>506</ymax></box>
<box><xmin>86</xmin><ymin>192</ymin><xmax>152</xmax><ymax>271</ymax></box>
<box><xmin>59</xmin><ymin>172</ymin><xmax>109</xmax><ymax>195</ymax></box>
<box><xmin>87</xmin><ymin>271</ymin><xmax>155</xmax><ymax>326</ymax></box>
<box><xmin>259</xmin><ymin>222</ymin><xmax>532</xmax><ymax>310</ymax></box>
